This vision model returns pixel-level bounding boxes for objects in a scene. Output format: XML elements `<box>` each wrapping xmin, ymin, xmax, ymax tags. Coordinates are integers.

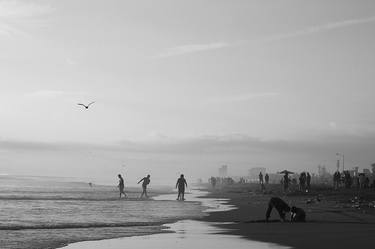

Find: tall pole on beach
<box><xmin>336</xmin><ymin>153</ymin><xmax>344</xmax><ymax>172</ymax></box>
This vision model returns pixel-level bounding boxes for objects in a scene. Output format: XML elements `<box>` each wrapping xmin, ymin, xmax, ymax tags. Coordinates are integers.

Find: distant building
<box><xmin>219</xmin><ymin>165</ymin><xmax>228</xmax><ymax>177</ymax></box>
<box><xmin>248</xmin><ymin>167</ymin><xmax>266</xmax><ymax>181</ymax></box>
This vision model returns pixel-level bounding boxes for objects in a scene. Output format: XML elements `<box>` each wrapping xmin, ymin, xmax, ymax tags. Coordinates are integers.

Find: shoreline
<box><xmin>199</xmin><ymin>184</ymin><xmax>375</xmax><ymax>249</ymax></box>
<box><xmin>61</xmin><ymin>189</ymin><xmax>289</xmax><ymax>249</ymax></box>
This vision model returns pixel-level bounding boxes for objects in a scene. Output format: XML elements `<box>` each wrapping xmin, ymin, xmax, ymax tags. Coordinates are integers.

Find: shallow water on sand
<box><xmin>63</xmin><ymin>190</ymin><xmax>290</xmax><ymax>249</ymax></box>
<box><xmin>0</xmin><ymin>176</ymin><xmax>204</xmax><ymax>249</ymax></box>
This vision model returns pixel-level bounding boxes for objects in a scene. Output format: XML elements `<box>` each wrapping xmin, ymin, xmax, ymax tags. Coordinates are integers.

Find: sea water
<box><xmin>0</xmin><ymin>175</ymin><xmax>204</xmax><ymax>249</ymax></box>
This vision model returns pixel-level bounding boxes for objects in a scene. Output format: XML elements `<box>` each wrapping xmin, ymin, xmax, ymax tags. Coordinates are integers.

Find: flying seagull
<box><xmin>77</xmin><ymin>101</ymin><xmax>95</xmax><ymax>109</ymax></box>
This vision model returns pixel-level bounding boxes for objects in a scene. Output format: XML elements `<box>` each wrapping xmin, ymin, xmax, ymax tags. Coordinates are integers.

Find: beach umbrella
<box><xmin>278</xmin><ymin>170</ymin><xmax>294</xmax><ymax>174</ymax></box>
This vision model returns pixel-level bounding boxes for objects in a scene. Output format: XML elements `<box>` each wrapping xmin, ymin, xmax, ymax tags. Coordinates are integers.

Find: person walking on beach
<box><xmin>176</xmin><ymin>174</ymin><xmax>188</xmax><ymax>201</ymax></box>
<box><xmin>118</xmin><ymin>174</ymin><xmax>127</xmax><ymax>198</ymax></box>
<box><xmin>138</xmin><ymin>174</ymin><xmax>151</xmax><ymax>198</ymax></box>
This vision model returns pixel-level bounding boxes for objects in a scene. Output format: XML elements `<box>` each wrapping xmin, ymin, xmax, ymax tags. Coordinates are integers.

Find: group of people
<box><xmin>258</xmin><ymin>172</ymin><xmax>270</xmax><ymax>185</ymax></box>
<box><xmin>333</xmin><ymin>171</ymin><xmax>374</xmax><ymax>190</ymax></box>
<box><xmin>280</xmin><ymin>172</ymin><xmax>312</xmax><ymax>193</ymax></box>
<box><xmin>118</xmin><ymin>173</ymin><xmax>306</xmax><ymax>223</ymax></box>
<box><xmin>117</xmin><ymin>174</ymin><xmax>188</xmax><ymax>200</ymax></box>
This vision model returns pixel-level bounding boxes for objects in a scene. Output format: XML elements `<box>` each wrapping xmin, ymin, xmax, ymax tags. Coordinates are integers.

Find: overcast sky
<box><xmin>1</xmin><ymin>0</ymin><xmax>375</xmax><ymax>184</ymax></box>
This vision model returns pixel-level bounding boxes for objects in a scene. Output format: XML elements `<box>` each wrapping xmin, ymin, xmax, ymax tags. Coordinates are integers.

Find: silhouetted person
<box><xmin>266</xmin><ymin>197</ymin><xmax>291</xmax><ymax>222</ymax></box>
<box><xmin>118</xmin><ymin>174</ymin><xmax>127</xmax><ymax>198</ymax></box>
<box><xmin>306</xmin><ymin>172</ymin><xmax>311</xmax><ymax>191</ymax></box>
<box><xmin>138</xmin><ymin>174</ymin><xmax>151</xmax><ymax>198</ymax></box>
<box><xmin>283</xmin><ymin>173</ymin><xmax>290</xmax><ymax>192</ymax></box>
<box><xmin>299</xmin><ymin>172</ymin><xmax>306</xmax><ymax>191</ymax></box>
<box><xmin>333</xmin><ymin>171</ymin><xmax>341</xmax><ymax>190</ymax></box>
<box><xmin>210</xmin><ymin>177</ymin><xmax>217</xmax><ymax>188</ymax></box>
<box><xmin>265</xmin><ymin>173</ymin><xmax>269</xmax><ymax>185</ymax></box>
<box><xmin>291</xmin><ymin>206</ymin><xmax>306</xmax><ymax>222</ymax></box>
<box><xmin>176</xmin><ymin>174</ymin><xmax>188</xmax><ymax>200</ymax></box>
<box><xmin>259</xmin><ymin>172</ymin><xmax>264</xmax><ymax>184</ymax></box>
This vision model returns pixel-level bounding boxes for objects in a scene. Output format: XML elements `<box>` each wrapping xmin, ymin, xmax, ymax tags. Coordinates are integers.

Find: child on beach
<box><xmin>291</xmin><ymin>206</ymin><xmax>306</xmax><ymax>222</ymax></box>
<box><xmin>138</xmin><ymin>174</ymin><xmax>151</xmax><ymax>198</ymax></box>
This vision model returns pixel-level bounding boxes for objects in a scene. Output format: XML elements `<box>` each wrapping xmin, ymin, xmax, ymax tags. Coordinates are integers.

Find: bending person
<box><xmin>266</xmin><ymin>197</ymin><xmax>291</xmax><ymax>222</ymax></box>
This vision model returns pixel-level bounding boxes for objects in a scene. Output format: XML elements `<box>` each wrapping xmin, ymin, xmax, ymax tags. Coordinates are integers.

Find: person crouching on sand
<box><xmin>291</xmin><ymin>206</ymin><xmax>306</xmax><ymax>222</ymax></box>
<box><xmin>118</xmin><ymin>174</ymin><xmax>127</xmax><ymax>198</ymax></box>
<box><xmin>138</xmin><ymin>174</ymin><xmax>151</xmax><ymax>198</ymax></box>
<box><xmin>176</xmin><ymin>174</ymin><xmax>187</xmax><ymax>200</ymax></box>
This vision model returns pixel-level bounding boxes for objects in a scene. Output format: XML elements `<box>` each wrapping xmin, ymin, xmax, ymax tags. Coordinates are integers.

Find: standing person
<box><xmin>283</xmin><ymin>173</ymin><xmax>290</xmax><ymax>192</ymax></box>
<box><xmin>118</xmin><ymin>174</ymin><xmax>127</xmax><ymax>198</ymax></box>
<box><xmin>306</xmin><ymin>172</ymin><xmax>311</xmax><ymax>192</ymax></box>
<box><xmin>210</xmin><ymin>177</ymin><xmax>217</xmax><ymax>188</ymax></box>
<box><xmin>138</xmin><ymin>174</ymin><xmax>151</xmax><ymax>198</ymax></box>
<box><xmin>299</xmin><ymin>172</ymin><xmax>306</xmax><ymax>192</ymax></box>
<box><xmin>259</xmin><ymin>172</ymin><xmax>264</xmax><ymax>185</ymax></box>
<box><xmin>176</xmin><ymin>174</ymin><xmax>188</xmax><ymax>200</ymax></box>
<box><xmin>265</xmin><ymin>173</ymin><xmax>269</xmax><ymax>185</ymax></box>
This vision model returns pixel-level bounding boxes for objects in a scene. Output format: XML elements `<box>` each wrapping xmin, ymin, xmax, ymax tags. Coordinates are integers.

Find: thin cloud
<box><xmin>207</xmin><ymin>92</ymin><xmax>280</xmax><ymax>104</ymax></box>
<box><xmin>0</xmin><ymin>0</ymin><xmax>54</xmax><ymax>37</ymax></box>
<box><xmin>24</xmin><ymin>90</ymin><xmax>87</xmax><ymax>99</ymax></box>
<box><xmin>155</xmin><ymin>42</ymin><xmax>233</xmax><ymax>58</ymax></box>
<box><xmin>156</xmin><ymin>15</ymin><xmax>375</xmax><ymax>58</ymax></box>
<box><xmin>261</xmin><ymin>15</ymin><xmax>375</xmax><ymax>42</ymax></box>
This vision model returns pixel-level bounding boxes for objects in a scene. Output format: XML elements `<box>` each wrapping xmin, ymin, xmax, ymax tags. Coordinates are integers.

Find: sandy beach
<box><xmin>201</xmin><ymin>184</ymin><xmax>375</xmax><ymax>249</ymax></box>
<box><xmin>59</xmin><ymin>183</ymin><xmax>375</xmax><ymax>249</ymax></box>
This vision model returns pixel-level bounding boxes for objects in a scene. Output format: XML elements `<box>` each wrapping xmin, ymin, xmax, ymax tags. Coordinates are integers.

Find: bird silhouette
<box><xmin>77</xmin><ymin>101</ymin><xmax>95</xmax><ymax>109</ymax></box>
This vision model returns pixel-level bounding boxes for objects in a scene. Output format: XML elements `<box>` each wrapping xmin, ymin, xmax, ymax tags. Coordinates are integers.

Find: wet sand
<box><xmin>202</xmin><ymin>184</ymin><xmax>375</xmax><ymax>249</ymax></box>
<box><xmin>62</xmin><ymin>189</ymin><xmax>289</xmax><ymax>249</ymax></box>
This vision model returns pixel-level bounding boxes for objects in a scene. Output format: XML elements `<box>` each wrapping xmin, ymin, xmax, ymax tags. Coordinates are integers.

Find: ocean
<box><xmin>0</xmin><ymin>175</ymin><xmax>204</xmax><ymax>249</ymax></box>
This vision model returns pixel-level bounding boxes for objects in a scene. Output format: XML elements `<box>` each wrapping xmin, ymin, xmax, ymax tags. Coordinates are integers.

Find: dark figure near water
<box><xmin>266</xmin><ymin>197</ymin><xmax>291</xmax><ymax>222</ymax></box>
<box><xmin>265</xmin><ymin>173</ymin><xmax>269</xmax><ymax>185</ymax></box>
<box><xmin>138</xmin><ymin>174</ymin><xmax>151</xmax><ymax>198</ymax></box>
<box><xmin>118</xmin><ymin>174</ymin><xmax>127</xmax><ymax>198</ymax></box>
<box><xmin>176</xmin><ymin>174</ymin><xmax>188</xmax><ymax>201</ymax></box>
<box><xmin>291</xmin><ymin>206</ymin><xmax>306</xmax><ymax>222</ymax></box>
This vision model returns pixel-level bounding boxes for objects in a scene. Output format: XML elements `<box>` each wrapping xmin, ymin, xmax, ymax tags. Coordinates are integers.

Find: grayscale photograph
<box><xmin>1</xmin><ymin>0</ymin><xmax>375</xmax><ymax>248</ymax></box>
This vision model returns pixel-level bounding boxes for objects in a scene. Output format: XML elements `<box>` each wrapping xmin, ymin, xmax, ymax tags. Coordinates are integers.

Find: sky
<box><xmin>1</xmin><ymin>0</ymin><xmax>375</xmax><ymax>184</ymax></box>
